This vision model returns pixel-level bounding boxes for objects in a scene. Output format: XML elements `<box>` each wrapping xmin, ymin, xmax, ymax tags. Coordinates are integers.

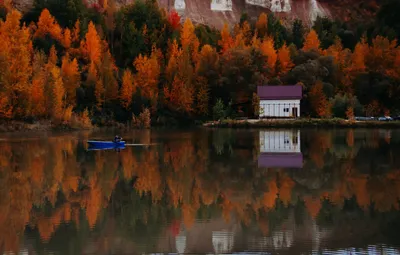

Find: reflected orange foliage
<box><xmin>304</xmin><ymin>196</ymin><xmax>321</xmax><ymax>219</ymax></box>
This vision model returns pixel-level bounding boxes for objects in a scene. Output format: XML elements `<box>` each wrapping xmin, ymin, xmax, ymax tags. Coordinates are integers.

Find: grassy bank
<box><xmin>203</xmin><ymin>118</ymin><xmax>400</xmax><ymax>128</ymax></box>
<box><xmin>0</xmin><ymin>120</ymin><xmax>95</xmax><ymax>133</ymax></box>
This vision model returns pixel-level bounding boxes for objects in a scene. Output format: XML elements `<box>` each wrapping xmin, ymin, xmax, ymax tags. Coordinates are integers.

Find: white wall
<box><xmin>211</xmin><ymin>0</ymin><xmax>233</xmax><ymax>11</ymax></box>
<box><xmin>259</xmin><ymin>130</ymin><xmax>301</xmax><ymax>153</ymax></box>
<box><xmin>259</xmin><ymin>99</ymin><xmax>300</xmax><ymax>118</ymax></box>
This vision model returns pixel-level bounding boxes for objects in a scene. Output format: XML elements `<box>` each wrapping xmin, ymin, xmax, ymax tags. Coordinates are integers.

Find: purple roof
<box><xmin>257</xmin><ymin>85</ymin><xmax>302</xmax><ymax>100</ymax></box>
<box><xmin>258</xmin><ymin>153</ymin><xmax>303</xmax><ymax>168</ymax></box>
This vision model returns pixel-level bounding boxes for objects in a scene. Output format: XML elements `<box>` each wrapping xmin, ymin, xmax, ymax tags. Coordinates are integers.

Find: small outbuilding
<box><xmin>257</xmin><ymin>85</ymin><xmax>302</xmax><ymax>118</ymax></box>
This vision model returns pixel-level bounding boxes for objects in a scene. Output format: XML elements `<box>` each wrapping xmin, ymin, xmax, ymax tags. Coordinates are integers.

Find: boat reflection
<box><xmin>258</xmin><ymin>130</ymin><xmax>303</xmax><ymax>169</ymax></box>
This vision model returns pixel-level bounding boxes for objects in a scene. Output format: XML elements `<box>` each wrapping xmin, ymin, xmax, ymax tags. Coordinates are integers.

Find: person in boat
<box><xmin>114</xmin><ymin>135</ymin><xmax>122</xmax><ymax>143</ymax></box>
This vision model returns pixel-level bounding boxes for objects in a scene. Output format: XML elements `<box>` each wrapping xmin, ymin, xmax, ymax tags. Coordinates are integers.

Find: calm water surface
<box><xmin>1</xmin><ymin>128</ymin><xmax>400</xmax><ymax>255</ymax></box>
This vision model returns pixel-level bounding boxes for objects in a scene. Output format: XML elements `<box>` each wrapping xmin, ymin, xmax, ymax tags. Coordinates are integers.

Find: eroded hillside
<box><xmin>12</xmin><ymin>0</ymin><xmax>380</xmax><ymax>29</ymax></box>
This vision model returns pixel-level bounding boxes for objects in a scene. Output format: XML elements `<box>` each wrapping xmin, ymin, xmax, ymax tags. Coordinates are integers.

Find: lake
<box><xmin>0</xmin><ymin>128</ymin><xmax>400</xmax><ymax>255</ymax></box>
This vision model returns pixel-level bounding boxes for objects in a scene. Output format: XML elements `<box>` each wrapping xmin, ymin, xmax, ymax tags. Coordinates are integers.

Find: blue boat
<box><xmin>87</xmin><ymin>140</ymin><xmax>126</xmax><ymax>150</ymax></box>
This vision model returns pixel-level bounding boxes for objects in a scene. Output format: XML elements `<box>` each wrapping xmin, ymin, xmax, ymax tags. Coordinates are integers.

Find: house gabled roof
<box><xmin>257</xmin><ymin>85</ymin><xmax>302</xmax><ymax>100</ymax></box>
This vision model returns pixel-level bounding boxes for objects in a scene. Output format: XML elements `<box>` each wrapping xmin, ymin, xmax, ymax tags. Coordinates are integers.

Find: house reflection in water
<box><xmin>258</xmin><ymin>130</ymin><xmax>303</xmax><ymax>168</ymax></box>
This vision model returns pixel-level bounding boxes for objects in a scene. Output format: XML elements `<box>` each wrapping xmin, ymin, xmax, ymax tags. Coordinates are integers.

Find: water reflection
<box><xmin>258</xmin><ymin>130</ymin><xmax>303</xmax><ymax>168</ymax></box>
<box><xmin>0</xmin><ymin>129</ymin><xmax>400</xmax><ymax>254</ymax></box>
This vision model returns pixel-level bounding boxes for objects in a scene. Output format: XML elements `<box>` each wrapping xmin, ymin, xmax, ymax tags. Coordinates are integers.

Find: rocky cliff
<box><xmin>12</xmin><ymin>0</ymin><xmax>379</xmax><ymax>29</ymax></box>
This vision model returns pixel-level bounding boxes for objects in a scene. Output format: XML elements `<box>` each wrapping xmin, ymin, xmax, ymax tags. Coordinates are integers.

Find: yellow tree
<box><xmin>181</xmin><ymin>18</ymin><xmax>196</xmax><ymax>50</ymax></box>
<box><xmin>166</xmin><ymin>40</ymin><xmax>182</xmax><ymax>81</ymax></box>
<box><xmin>0</xmin><ymin>9</ymin><xmax>32</xmax><ymax>117</ymax></box>
<box><xmin>303</xmin><ymin>29</ymin><xmax>320</xmax><ymax>52</ymax></box>
<box><xmin>195</xmin><ymin>44</ymin><xmax>218</xmax><ymax>115</ymax></box>
<box><xmin>97</xmin><ymin>46</ymin><xmax>118</xmax><ymax>106</ymax></box>
<box><xmin>133</xmin><ymin>47</ymin><xmax>161</xmax><ymax>109</ymax></box>
<box><xmin>34</xmin><ymin>8</ymin><xmax>62</xmax><ymax>41</ymax></box>
<box><xmin>81</xmin><ymin>21</ymin><xmax>102</xmax><ymax>65</ymax></box>
<box><xmin>256</xmin><ymin>13</ymin><xmax>268</xmax><ymax>38</ymax></box>
<box><xmin>195</xmin><ymin>76</ymin><xmax>208</xmax><ymax>115</ymax></box>
<box><xmin>180</xmin><ymin>18</ymin><xmax>199</xmax><ymax>63</ymax></box>
<box><xmin>61</xmin><ymin>53</ymin><xmax>80</xmax><ymax>107</ymax></box>
<box><xmin>120</xmin><ymin>69</ymin><xmax>134</xmax><ymax>109</ymax></box>
<box><xmin>196</xmin><ymin>44</ymin><xmax>219</xmax><ymax>74</ymax></box>
<box><xmin>218</xmin><ymin>23</ymin><xmax>234</xmax><ymax>54</ymax></box>
<box><xmin>350</xmin><ymin>37</ymin><xmax>367</xmax><ymax>73</ymax></box>
<box><xmin>30</xmin><ymin>51</ymin><xmax>47</xmax><ymax>117</ymax></box>
<box><xmin>50</xmin><ymin>66</ymin><xmax>65</xmax><ymax>121</ymax></box>
<box><xmin>86</xmin><ymin>62</ymin><xmax>97</xmax><ymax>86</ymax></box>
<box><xmin>326</xmin><ymin>37</ymin><xmax>352</xmax><ymax>93</ymax></box>
<box><xmin>233</xmin><ymin>21</ymin><xmax>252</xmax><ymax>47</ymax></box>
<box><xmin>95</xmin><ymin>79</ymin><xmax>105</xmax><ymax>108</ymax></box>
<box><xmin>164</xmin><ymin>76</ymin><xmax>194</xmax><ymax>114</ymax></box>
<box><xmin>260</xmin><ymin>37</ymin><xmax>277</xmax><ymax>73</ymax></box>
<box><xmin>251</xmin><ymin>33</ymin><xmax>261</xmax><ymax>49</ymax></box>
<box><xmin>61</xmin><ymin>28</ymin><xmax>72</xmax><ymax>49</ymax></box>
<box><xmin>164</xmin><ymin>40</ymin><xmax>195</xmax><ymax>114</ymax></box>
<box><xmin>309</xmin><ymin>81</ymin><xmax>331</xmax><ymax>118</ymax></box>
<box><xmin>277</xmin><ymin>43</ymin><xmax>294</xmax><ymax>76</ymax></box>
<box><xmin>71</xmin><ymin>20</ymin><xmax>80</xmax><ymax>45</ymax></box>
<box><xmin>366</xmin><ymin>36</ymin><xmax>397</xmax><ymax>75</ymax></box>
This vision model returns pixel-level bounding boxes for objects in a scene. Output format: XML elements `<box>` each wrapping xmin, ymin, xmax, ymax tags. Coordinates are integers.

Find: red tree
<box><xmin>168</xmin><ymin>10</ymin><xmax>180</xmax><ymax>30</ymax></box>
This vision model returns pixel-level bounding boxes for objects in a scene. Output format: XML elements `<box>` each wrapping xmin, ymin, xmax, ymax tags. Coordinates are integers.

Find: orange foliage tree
<box><xmin>255</xmin><ymin>13</ymin><xmax>268</xmax><ymax>38</ymax></box>
<box><xmin>30</xmin><ymin>51</ymin><xmax>47</xmax><ymax>117</ymax></box>
<box><xmin>34</xmin><ymin>9</ymin><xmax>63</xmax><ymax>41</ymax></box>
<box><xmin>302</xmin><ymin>29</ymin><xmax>320</xmax><ymax>52</ymax></box>
<box><xmin>0</xmin><ymin>9</ymin><xmax>32</xmax><ymax>118</ymax></box>
<box><xmin>218</xmin><ymin>23</ymin><xmax>234</xmax><ymax>54</ymax></box>
<box><xmin>276</xmin><ymin>43</ymin><xmax>294</xmax><ymax>76</ymax></box>
<box><xmin>164</xmin><ymin>39</ymin><xmax>195</xmax><ymax>113</ymax></box>
<box><xmin>120</xmin><ymin>69</ymin><xmax>134</xmax><ymax>109</ymax></box>
<box><xmin>49</xmin><ymin>65</ymin><xmax>65</xmax><ymax>121</ymax></box>
<box><xmin>309</xmin><ymin>81</ymin><xmax>331</xmax><ymax>118</ymax></box>
<box><xmin>81</xmin><ymin>21</ymin><xmax>102</xmax><ymax>65</ymax></box>
<box><xmin>260</xmin><ymin>37</ymin><xmax>277</xmax><ymax>75</ymax></box>
<box><xmin>97</xmin><ymin>46</ymin><xmax>118</xmax><ymax>105</ymax></box>
<box><xmin>133</xmin><ymin>48</ymin><xmax>161</xmax><ymax>108</ymax></box>
<box><xmin>61</xmin><ymin>53</ymin><xmax>80</xmax><ymax>107</ymax></box>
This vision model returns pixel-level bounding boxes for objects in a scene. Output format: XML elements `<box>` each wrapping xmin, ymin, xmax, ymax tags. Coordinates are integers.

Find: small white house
<box><xmin>257</xmin><ymin>85</ymin><xmax>302</xmax><ymax>118</ymax></box>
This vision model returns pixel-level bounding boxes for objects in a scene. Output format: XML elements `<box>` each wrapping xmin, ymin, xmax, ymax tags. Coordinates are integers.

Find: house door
<box><xmin>292</xmin><ymin>107</ymin><xmax>298</xmax><ymax>118</ymax></box>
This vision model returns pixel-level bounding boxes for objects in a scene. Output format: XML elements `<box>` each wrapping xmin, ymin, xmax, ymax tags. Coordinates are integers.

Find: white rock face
<box><xmin>270</xmin><ymin>0</ymin><xmax>282</xmax><ymax>12</ymax></box>
<box><xmin>245</xmin><ymin>0</ymin><xmax>291</xmax><ymax>13</ymax></box>
<box><xmin>245</xmin><ymin>0</ymin><xmax>270</xmax><ymax>8</ymax></box>
<box><xmin>310</xmin><ymin>0</ymin><xmax>327</xmax><ymax>22</ymax></box>
<box><xmin>211</xmin><ymin>0</ymin><xmax>233</xmax><ymax>11</ymax></box>
<box><xmin>282</xmin><ymin>0</ymin><xmax>291</xmax><ymax>12</ymax></box>
<box><xmin>174</xmin><ymin>0</ymin><xmax>186</xmax><ymax>10</ymax></box>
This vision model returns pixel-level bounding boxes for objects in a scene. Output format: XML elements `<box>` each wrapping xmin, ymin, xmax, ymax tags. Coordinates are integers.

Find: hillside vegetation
<box><xmin>0</xmin><ymin>0</ymin><xmax>399</xmax><ymax>127</ymax></box>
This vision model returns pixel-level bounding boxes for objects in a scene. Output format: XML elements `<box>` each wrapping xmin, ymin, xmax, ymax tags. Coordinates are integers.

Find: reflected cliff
<box><xmin>0</xmin><ymin>129</ymin><xmax>400</xmax><ymax>254</ymax></box>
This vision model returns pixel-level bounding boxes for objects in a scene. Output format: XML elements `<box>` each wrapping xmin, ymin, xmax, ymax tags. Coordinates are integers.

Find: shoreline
<box><xmin>2</xmin><ymin>118</ymin><xmax>400</xmax><ymax>133</ymax></box>
<box><xmin>0</xmin><ymin>120</ymin><xmax>95</xmax><ymax>133</ymax></box>
<box><xmin>203</xmin><ymin>118</ymin><xmax>400</xmax><ymax>128</ymax></box>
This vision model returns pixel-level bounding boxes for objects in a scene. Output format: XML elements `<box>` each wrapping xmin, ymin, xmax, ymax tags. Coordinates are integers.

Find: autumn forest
<box><xmin>0</xmin><ymin>0</ymin><xmax>400</xmax><ymax>126</ymax></box>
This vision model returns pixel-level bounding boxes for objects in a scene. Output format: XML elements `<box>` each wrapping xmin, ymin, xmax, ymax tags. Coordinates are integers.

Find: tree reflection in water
<box><xmin>0</xmin><ymin>129</ymin><xmax>400</xmax><ymax>254</ymax></box>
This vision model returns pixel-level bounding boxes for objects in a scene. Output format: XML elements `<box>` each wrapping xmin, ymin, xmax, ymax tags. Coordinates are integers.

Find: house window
<box><xmin>284</xmin><ymin>108</ymin><xmax>289</xmax><ymax>112</ymax></box>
